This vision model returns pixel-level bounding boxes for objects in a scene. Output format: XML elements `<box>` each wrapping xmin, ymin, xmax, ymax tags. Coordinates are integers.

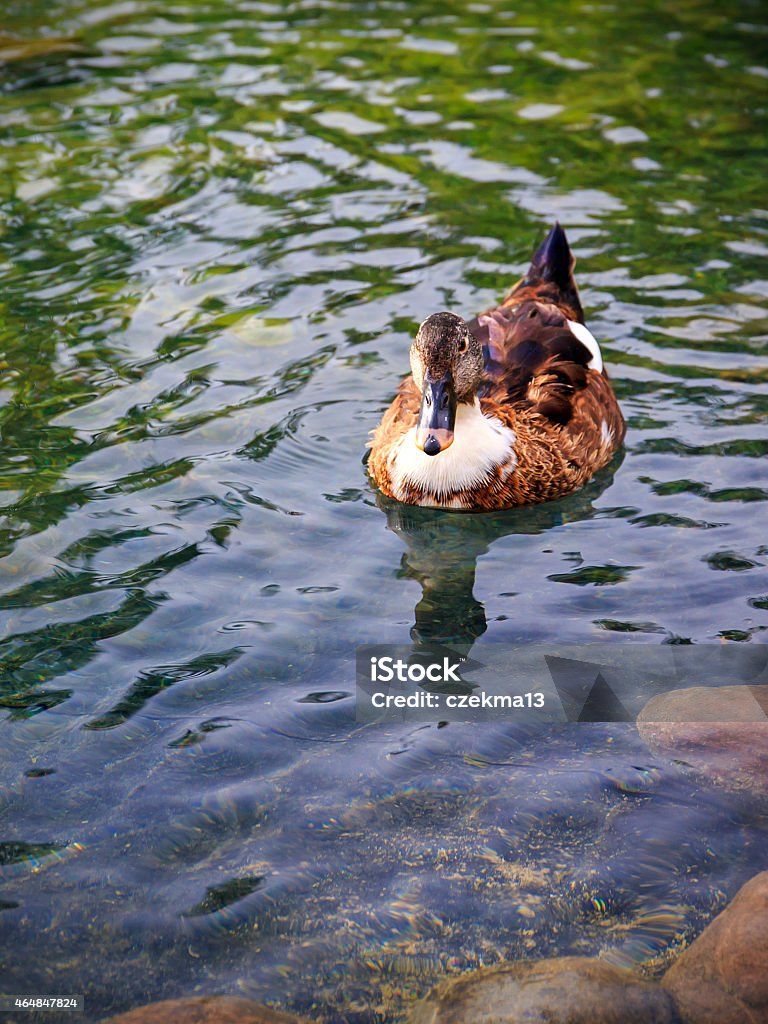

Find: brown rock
<box><xmin>101</xmin><ymin>996</ymin><xmax>309</xmax><ymax>1024</ymax></box>
<box><xmin>662</xmin><ymin>871</ymin><xmax>768</xmax><ymax>1024</ymax></box>
<box><xmin>408</xmin><ymin>956</ymin><xmax>679</xmax><ymax>1024</ymax></box>
<box><xmin>637</xmin><ymin>685</ymin><xmax>768</xmax><ymax>797</ymax></box>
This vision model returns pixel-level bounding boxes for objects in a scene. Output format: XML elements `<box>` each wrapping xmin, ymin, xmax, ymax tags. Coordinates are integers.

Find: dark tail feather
<box><xmin>522</xmin><ymin>222</ymin><xmax>585</xmax><ymax>323</ymax></box>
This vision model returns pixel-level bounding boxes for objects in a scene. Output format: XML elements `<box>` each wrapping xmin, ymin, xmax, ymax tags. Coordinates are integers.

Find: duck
<box><xmin>368</xmin><ymin>222</ymin><xmax>625</xmax><ymax>510</ymax></box>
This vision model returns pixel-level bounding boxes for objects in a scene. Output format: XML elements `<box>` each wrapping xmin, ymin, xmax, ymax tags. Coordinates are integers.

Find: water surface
<box><xmin>1</xmin><ymin>1</ymin><xmax>767</xmax><ymax>1021</ymax></box>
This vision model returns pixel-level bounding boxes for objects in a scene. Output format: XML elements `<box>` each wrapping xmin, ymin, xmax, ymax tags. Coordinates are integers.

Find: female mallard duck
<box><xmin>368</xmin><ymin>223</ymin><xmax>625</xmax><ymax>510</ymax></box>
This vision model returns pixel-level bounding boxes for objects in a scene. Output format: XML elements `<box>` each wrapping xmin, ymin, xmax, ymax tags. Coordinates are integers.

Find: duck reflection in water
<box><xmin>376</xmin><ymin>459</ymin><xmax>623</xmax><ymax>649</ymax></box>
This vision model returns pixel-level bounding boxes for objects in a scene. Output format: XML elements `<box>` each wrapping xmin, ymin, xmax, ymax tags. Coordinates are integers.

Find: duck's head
<box><xmin>409</xmin><ymin>311</ymin><xmax>484</xmax><ymax>457</ymax></box>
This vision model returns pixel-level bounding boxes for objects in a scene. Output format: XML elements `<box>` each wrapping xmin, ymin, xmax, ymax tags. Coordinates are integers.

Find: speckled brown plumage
<box><xmin>368</xmin><ymin>224</ymin><xmax>625</xmax><ymax>511</ymax></box>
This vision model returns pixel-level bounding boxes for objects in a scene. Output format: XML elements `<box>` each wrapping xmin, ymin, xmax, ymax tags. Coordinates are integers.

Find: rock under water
<box><xmin>407</xmin><ymin>956</ymin><xmax>680</xmax><ymax>1024</ymax></box>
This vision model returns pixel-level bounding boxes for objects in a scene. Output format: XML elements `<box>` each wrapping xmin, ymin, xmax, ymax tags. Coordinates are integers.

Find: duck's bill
<box><xmin>415</xmin><ymin>374</ymin><xmax>456</xmax><ymax>456</ymax></box>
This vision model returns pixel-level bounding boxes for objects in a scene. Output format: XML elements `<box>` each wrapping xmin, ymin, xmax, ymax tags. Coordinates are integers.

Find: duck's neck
<box><xmin>390</xmin><ymin>399</ymin><xmax>517</xmax><ymax>507</ymax></box>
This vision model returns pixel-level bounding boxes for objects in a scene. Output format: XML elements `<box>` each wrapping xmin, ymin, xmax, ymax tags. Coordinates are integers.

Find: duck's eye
<box><xmin>458</xmin><ymin>337</ymin><xmax>468</xmax><ymax>353</ymax></box>
<box><xmin>528</xmin><ymin>307</ymin><xmax>538</xmax><ymax>319</ymax></box>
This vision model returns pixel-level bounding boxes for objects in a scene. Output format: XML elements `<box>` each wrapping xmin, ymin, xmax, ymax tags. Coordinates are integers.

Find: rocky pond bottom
<box><xmin>3</xmin><ymin>672</ymin><xmax>767</xmax><ymax>1023</ymax></box>
<box><xmin>101</xmin><ymin>869</ymin><xmax>768</xmax><ymax>1023</ymax></box>
<box><xmin>16</xmin><ymin>683</ymin><xmax>766</xmax><ymax>1024</ymax></box>
<box><xmin>103</xmin><ymin>684</ymin><xmax>768</xmax><ymax>1024</ymax></box>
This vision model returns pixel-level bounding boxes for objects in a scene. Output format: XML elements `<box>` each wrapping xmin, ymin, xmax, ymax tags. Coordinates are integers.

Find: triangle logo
<box><xmin>545</xmin><ymin>656</ymin><xmax>632</xmax><ymax>722</ymax></box>
<box><xmin>577</xmin><ymin>672</ymin><xmax>632</xmax><ymax>722</ymax></box>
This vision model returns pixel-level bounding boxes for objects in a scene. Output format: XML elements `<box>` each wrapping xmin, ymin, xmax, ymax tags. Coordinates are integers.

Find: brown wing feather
<box><xmin>564</xmin><ymin>369</ymin><xmax>626</xmax><ymax>455</ymax></box>
<box><xmin>469</xmin><ymin>299</ymin><xmax>600</xmax><ymax>428</ymax></box>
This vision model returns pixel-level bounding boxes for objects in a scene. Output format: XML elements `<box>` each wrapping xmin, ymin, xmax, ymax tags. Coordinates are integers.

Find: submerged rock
<box><xmin>101</xmin><ymin>996</ymin><xmax>309</xmax><ymax>1024</ymax></box>
<box><xmin>637</xmin><ymin>685</ymin><xmax>768</xmax><ymax>797</ymax></box>
<box><xmin>407</xmin><ymin>956</ymin><xmax>679</xmax><ymax>1023</ymax></box>
<box><xmin>662</xmin><ymin>871</ymin><xmax>768</xmax><ymax>1024</ymax></box>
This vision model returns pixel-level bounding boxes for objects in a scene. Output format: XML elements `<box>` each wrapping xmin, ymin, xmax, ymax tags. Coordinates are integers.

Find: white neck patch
<box><xmin>566</xmin><ymin>319</ymin><xmax>603</xmax><ymax>373</ymax></box>
<box><xmin>389</xmin><ymin>400</ymin><xmax>516</xmax><ymax>503</ymax></box>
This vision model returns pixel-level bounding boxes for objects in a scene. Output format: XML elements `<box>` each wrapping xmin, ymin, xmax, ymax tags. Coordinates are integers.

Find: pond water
<box><xmin>1</xmin><ymin>1</ymin><xmax>767</xmax><ymax>1021</ymax></box>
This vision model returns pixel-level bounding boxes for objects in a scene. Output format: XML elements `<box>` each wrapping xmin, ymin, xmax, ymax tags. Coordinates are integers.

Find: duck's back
<box><xmin>469</xmin><ymin>291</ymin><xmax>621</xmax><ymax>428</ymax></box>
